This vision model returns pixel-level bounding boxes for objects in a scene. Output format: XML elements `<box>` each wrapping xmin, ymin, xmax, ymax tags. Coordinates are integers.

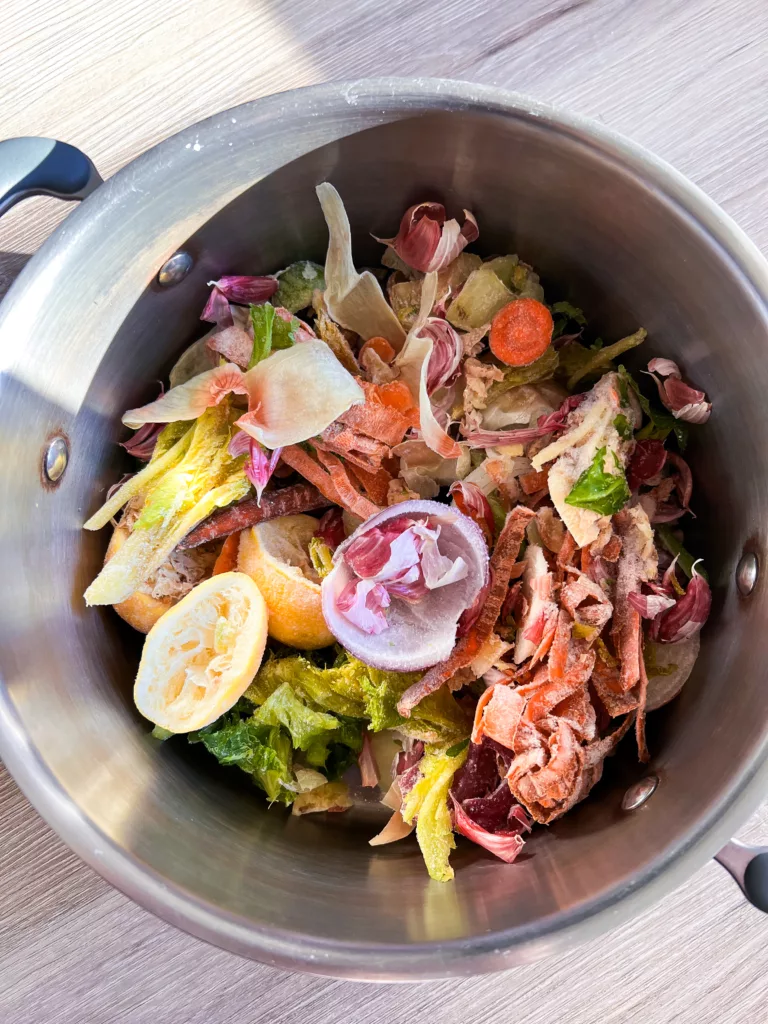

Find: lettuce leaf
<box><xmin>84</xmin><ymin>401</ymin><xmax>250</xmax><ymax>604</ymax></box>
<box><xmin>189</xmin><ymin>706</ymin><xmax>295</xmax><ymax>804</ymax></box>
<box><xmin>359</xmin><ymin>666</ymin><xmax>469</xmax><ymax>744</ymax></box>
<box><xmin>253</xmin><ymin>682</ymin><xmax>342</xmax><ymax>752</ymax></box>
<box><xmin>248</xmin><ymin>654</ymin><xmax>366</xmax><ymax>718</ymax></box>
<box><xmin>274</xmin><ymin>261</ymin><xmax>325</xmax><ymax>313</ymax></box>
<box><xmin>248</xmin><ymin>302</ymin><xmax>298</xmax><ymax>368</ymax></box>
<box><xmin>248</xmin><ymin>654</ymin><xmax>469</xmax><ymax>744</ymax></box>
<box><xmin>401</xmin><ymin>745</ymin><xmax>469</xmax><ymax>882</ymax></box>
<box><xmin>565</xmin><ymin>446</ymin><xmax>631</xmax><ymax>516</ymax></box>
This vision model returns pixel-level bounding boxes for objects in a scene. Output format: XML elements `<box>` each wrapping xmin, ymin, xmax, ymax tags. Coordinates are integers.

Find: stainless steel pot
<box><xmin>0</xmin><ymin>78</ymin><xmax>766</xmax><ymax>980</ymax></box>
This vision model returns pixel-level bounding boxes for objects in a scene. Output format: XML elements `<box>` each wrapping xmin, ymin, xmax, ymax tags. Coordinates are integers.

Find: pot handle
<box><xmin>715</xmin><ymin>840</ymin><xmax>768</xmax><ymax>913</ymax></box>
<box><xmin>0</xmin><ymin>137</ymin><xmax>102</xmax><ymax>217</ymax></box>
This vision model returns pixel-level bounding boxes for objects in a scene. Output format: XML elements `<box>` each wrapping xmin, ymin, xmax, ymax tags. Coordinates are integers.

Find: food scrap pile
<box><xmin>83</xmin><ymin>185</ymin><xmax>713</xmax><ymax>881</ymax></box>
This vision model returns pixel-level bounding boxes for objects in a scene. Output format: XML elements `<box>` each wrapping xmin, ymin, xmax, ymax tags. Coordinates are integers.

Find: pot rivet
<box><xmin>43</xmin><ymin>435</ymin><xmax>69</xmax><ymax>484</ymax></box>
<box><xmin>157</xmin><ymin>251</ymin><xmax>194</xmax><ymax>287</ymax></box>
<box><xmin>622</xmin><ymin>774</ymin><xmax>658</xmax><ymax>812</ymax></box>
<box><xmin>736</xmin><ymin>552</ymin><xmax>758</xmax><ymax>597</ymax></box>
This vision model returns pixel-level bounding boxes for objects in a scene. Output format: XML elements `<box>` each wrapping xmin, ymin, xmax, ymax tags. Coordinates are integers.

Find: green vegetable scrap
<box><xmin>308</xmin><ymin>537</ymin><xmax>334</xmax><ymax>578</ymax></box>
<box><xmin>550</xmin><ymin>300</ymin><xmax>587</xmax><ymax>339</ymax></box>
<box><xmin>618</xmin><ymin>365</ymin><xmax>689</xmax><ymax>450</ymax></box>
<box><xmin>565</xmin><ymin>446</ymin><xmax>631</xmax><ymax>516</ymax></box>
<box><xmin>566</xmin><ymin>328</ymin><xmax>646</xmax><ymax>389</ymax></box>
<box><xmin>189</xmin><ymin>703</ymin><xmax>296</xmax><ymax>805</ymax></box>
<box><xmin>485</xmin><ymin>346</ymin><xmax>559</xmax><ymax>403</ymax></box>
<box><xmin>247</xmin><ymin>653</ymin><xmax>469</xmax><ymax>745</ymax></box>
<box><xmin>655</xmin><ymin>524</ymin><xmax>708</xmax><ymax>581</ymax></box>
<box><xmin>402</xmin><ymin>745</ymin><xmax>469</xmax><ymax>882</ymax></box>
<box><xmin>613</xmin><ymin>413</ymin><xmax>634</xmax><ymax>440</ymax></box>
<box><xmin>249</xmin><ymin>302</ymin><xmax>301</xmax><ymax>368</ymax></box>
<box><xmin>84</xmin><ymin>401</ymin><xmax>250</xmax><ymax>605</ymax></box>
<box><xmin>274</xmin><ymin>261</ymin><xmax>325</xmax><ymax>313</ymax></box>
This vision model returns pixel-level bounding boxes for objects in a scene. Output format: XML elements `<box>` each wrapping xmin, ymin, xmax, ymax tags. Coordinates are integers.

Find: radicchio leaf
<box><xmin>395</xmin><ymin>272</ymin><xmax>462</xmax><ymax>459</ymax></box>
<box><xmin>627</xmin><ymin>438</ymin><xmax>667</xmax><ymax>491</ymax></box>
<box><xmin>321</xmin><ymin>500</ymin><xmax>489</xmax><ymax>671</ymax></box>
<box><xmin>315</xmin><ymin>508</ymin><xmax>346</xmax><ymax>550</ymax></box>
<box><xmin>228</xmin><ymin>431</ymin><xmax>282</xmax><ymax>504</ymax></box>
<box><xmin>450</xmin><ymin>795</ymin><xmax>526</xmax><ymax>864</ymax></box>
<box><xmin>627</xmin><ymin>591</ymin><xmax>676</xmax><ymax>618</ymax></box>
<box><xmin>120</xmin><ymin>421</ymin><xmax>164</xmax><ymax>461</ymax></box>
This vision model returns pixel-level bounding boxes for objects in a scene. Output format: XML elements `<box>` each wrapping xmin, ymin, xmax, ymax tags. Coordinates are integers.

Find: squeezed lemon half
<box><xmin>134</xmin><ymin>571</ymin><xmax>268</xmax><ymax>732</ymax></box>
<box><xmin>238</xmin><ymin>514</ymin><xmax>334</xmax><ymax>650</ymax></box>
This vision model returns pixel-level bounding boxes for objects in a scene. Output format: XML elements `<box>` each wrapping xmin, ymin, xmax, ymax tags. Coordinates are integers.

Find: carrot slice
<box><xmin>489</xmin><ymin>297</ymin><xmax>554</xmax><ymax>367</ymax></box>
<box><xmin>360</xmin><ymin>336</ymin><xmax>396</xmax><ymax>363</ymax></box>
<box><xmin>212</xmin><ymin>532</ymin><xmax>240</xmax><ymax>575</ymax></box>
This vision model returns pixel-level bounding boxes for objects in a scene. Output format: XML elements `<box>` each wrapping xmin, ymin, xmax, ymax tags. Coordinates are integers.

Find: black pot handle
<box><xmin>0</xmin><ymin>137</ymin><xmax>102</xmax><ymax>217</ymax></box>
<box><xmin>715</xmin><ymin>840</ymin><xmax>768</xmax><ymax>913</ymax></box>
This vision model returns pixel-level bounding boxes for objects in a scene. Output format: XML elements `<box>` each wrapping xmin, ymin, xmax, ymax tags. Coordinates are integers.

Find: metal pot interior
<box><xmin>2</xmin><ymin>101</ymin><xmax>768</xmax><ymax>977</ymax></box>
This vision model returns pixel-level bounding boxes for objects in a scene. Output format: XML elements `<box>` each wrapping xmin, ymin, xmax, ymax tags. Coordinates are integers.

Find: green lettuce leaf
<box><xmin>248</xmin><ymin>302</ymin><xmax>300</xmax><ymax>369</ymax></box>
<box><xmin>249</xmin><ymin>302</ymin><xmax>276</xmax><ymax>367</ymax></box>
<box><xmin>565</xmin><ymin>446</ymin><xmax>631</xmax><ymax>516</ymax></box>
<box><xmin>274</xmin><ymin>261</ymin><xmax>325</xmax><ymax>313</ymax></box>
<box><xmin>247</xmin><ymin>654</ymin><xmax>469</xmax><ymax>744</ymax></box>
<box><xmin>84</xmin><ymin>402</ymin><xmax>250</xmax><ymax>604</ymax></box>
<box><xmin>190</xmin><ymin>707</ymin><xmax>295</xmax><ymax>805</ymax></box>
<box><xmin>248</xmin><ymin>654</ymin><xmax>367</xmax><ymax>718</ymax></box>
<box><xmin>402</xmin><ymin>745</ymin><xmax>469</xmax><ymax>882</ymax></box>
<box><xmin>613</xmin><ymin>413</ymin><xmax>633</xmax><ymax>440</ymax></box>
<box><xmin>253</xmin><ymin>682</ymin><xmax>341</xmax><ymax>752</ymax></box>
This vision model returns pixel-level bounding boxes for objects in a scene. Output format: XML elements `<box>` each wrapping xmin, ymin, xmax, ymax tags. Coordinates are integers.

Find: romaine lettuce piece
<box><xmin>274</xmin><ymin>261</ymin><xmax>325</xmax><ymax>313</ymax></box>
<box><xmin>248</xmin><ymin>654</ymin><xmax>469</xmax><ymax>744</ymax></box>
<box><xmin>402</xmin><ymin>745</ymin><xmax>469</xmax><ymax>882</ymax></box>
<box><xmin>84</xmin><ymin>401</ymin><xmax>250</xmax><ymax>605</ymax></box>
<box><xmin>248</xmin><ymin>654</ymin><xmax>367</xmax><ymax>718</ymax></box>
<box><xmin>565</xmin><ymin>446</ymin><xmax>631</xmax><ymax>516</ymax></box>
<box><xmin>253</xmin><ymin>682</ymin><xmax>341</xmax><ymax>752</ymax></box>
<box><xmin>189</xmin><ymin>709</ymin><xmax>295</xmax><ymax>804</ymax></box>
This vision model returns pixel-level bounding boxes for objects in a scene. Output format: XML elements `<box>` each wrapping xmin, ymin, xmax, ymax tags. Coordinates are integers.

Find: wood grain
<box><xmin>1</xmin><ymin>0</ymin><xmax>767</xmax><ymax>1019</ymax></box>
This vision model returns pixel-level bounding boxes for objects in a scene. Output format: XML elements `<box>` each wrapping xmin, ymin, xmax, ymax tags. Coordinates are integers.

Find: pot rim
<box><xmin>1</xmin><ymin>76</ymin><xmax>767</xmax><ymax>979</ymax></box>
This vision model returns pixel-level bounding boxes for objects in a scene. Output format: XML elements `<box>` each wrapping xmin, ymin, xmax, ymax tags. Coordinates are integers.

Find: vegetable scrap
<box><xmin>84</xmin><ymin>183</ymin><xmax>713</xmax><ymax>882</ymax></box>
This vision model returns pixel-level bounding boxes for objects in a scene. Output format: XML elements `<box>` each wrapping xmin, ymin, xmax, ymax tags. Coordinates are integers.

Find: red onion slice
<box><xmin>321</xmin><ymin>500</ymin><xmax>489</xmax><ymax>671</ymax></box>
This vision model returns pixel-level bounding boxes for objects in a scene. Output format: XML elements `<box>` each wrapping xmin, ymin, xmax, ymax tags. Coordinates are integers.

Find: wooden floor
<box><xmin>1</xmin><ymin>0</ymin><xmax>767</xmax><ymax>1020</ymax></box>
